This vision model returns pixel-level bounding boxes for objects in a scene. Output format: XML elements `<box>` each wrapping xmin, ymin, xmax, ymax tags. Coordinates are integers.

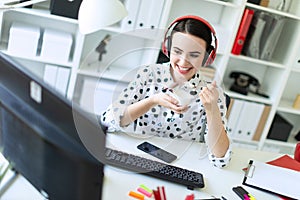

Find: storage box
<box><xmin>267</xmin><ymin>113</ymin><xmax>293</xmax><ymax>142</ymax></box>
<box><xmin>40</xmin><ymin>29</ymin><xmax>73</xmax><ymax>63</ymax></box>
<box><xmin>7</xmin><ymin>22</ymin><xmax>40</xmax><ymax>57</ymax></box>
<box><xmin>50</xmin><ymin>0</ymin><xmax>82</xmax><ymax>19</ymax></box>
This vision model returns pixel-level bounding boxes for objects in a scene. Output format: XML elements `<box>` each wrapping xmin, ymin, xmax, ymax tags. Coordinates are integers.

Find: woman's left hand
<box><xmin>199</xmin><ymin>81</ymin><xmax>219</xmax><ymax>110</ymax></box>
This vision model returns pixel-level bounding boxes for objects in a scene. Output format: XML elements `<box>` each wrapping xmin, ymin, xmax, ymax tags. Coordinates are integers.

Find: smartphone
<box><xmin>137</xmin><ymin>141</ymin><xmax>177</xmax><ymax>163</ymax></box>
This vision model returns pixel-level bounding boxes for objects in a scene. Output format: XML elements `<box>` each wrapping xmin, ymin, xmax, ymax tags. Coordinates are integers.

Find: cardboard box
<box><xmin>40</xmin><ymin>29</ymin><xmax>73</xmax><ymax>63</ymax></box>
<box><xmin>293</xmin><ymin>94</ymin><xmax>300</xmax><ymax>109</ymax></box>
<box><xmin>7</xmin><ymin>22</ymin><xmax>40</xmax><ymax>57</ymax></box>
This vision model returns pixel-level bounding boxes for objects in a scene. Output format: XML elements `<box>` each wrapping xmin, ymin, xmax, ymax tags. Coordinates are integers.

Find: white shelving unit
<box><xmin>222</xmin><ymin>0</ymin><xmax>300</xmax><ymax>154</ymax></box>
<box><xmin>1</xmin><ymin>0</ymin><xmax>300</xmax><ymax>154</ymax></box>
<box><xmin>0</xmin><ymin>4</ymin><xmax>84</xmax><ymax>99</ymax></box>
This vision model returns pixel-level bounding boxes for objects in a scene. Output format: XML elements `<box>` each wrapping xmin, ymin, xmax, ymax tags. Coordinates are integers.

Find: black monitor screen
<box><xmin>0</xmin><ymin>52</ymin><xmax>106</xmax><ymax>200</ymax></box>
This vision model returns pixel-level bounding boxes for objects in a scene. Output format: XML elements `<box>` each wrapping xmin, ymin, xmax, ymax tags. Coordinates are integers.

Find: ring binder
<box><xmin>242</xmin><ymin>11</ymin><xmax>285</xmax><ymax>61</ymax></box>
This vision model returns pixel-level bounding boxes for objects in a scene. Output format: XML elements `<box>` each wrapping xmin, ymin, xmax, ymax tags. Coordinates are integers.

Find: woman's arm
<box><xmin>120</xmin><ymin>96</ymin><xmax>156</xmax><ymax>127</ymax></box>
<box><xmin>205</xmin><ymin>103</ymin><xmax>230</xmax><ymax>157</ymax></box>
<box><xmin>199</xmin><ymin>81</ymin><xmax>230</xmax><ymax>158</ymax></box>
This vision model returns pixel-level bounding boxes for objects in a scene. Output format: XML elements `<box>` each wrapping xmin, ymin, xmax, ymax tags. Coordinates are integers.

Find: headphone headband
<box><xmin>162</xmin><ymin>15</ymin><xmax>218</xmax><ymax>66</ymax></box>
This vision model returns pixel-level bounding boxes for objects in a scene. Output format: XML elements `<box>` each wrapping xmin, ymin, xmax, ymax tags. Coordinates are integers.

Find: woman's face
<box><xmin>170</xmin><ymin>32</ymin><xmax>207</xmax><ymax>82</ymax></box>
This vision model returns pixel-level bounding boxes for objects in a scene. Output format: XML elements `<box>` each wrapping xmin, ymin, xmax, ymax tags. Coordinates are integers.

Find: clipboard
<box><xmin>243</xmin><ymin>160</ymin><xmax>300</xmax><ymax>200</ymax></box>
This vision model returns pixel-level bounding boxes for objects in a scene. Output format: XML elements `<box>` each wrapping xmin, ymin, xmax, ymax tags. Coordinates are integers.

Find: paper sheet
<box><xmin>243</xmin><ymin>160</ymin><xmax>300</xmax><ymax>199</ymax></box>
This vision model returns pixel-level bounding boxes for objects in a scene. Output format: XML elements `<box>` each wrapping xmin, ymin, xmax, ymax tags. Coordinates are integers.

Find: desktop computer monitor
<box><xmin>0</xmin><ymin>52</ymin><xmax>106</xmax><ymax>200</ymax></box>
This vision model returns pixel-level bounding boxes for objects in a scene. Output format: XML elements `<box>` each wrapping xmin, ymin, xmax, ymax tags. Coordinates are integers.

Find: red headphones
<box><xmin>162</xmin><ymin>15</ymin><xmax>218</xmax><ymax>66</ymax></box>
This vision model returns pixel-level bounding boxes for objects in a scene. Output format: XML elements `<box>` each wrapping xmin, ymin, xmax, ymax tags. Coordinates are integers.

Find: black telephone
<box><xmin>229</xmin><ymin>71</ymin><xmax>260</xmax><ymax>95</ymax></box>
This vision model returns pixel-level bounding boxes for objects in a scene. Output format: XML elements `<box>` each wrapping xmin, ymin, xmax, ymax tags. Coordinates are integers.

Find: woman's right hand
<box><xmin>151</xmin><ymin>92</ymin><xmax>188</xmax><ymax>114</ymax></box>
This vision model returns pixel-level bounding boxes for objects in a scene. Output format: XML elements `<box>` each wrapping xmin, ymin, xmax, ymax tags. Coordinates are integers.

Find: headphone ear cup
<box><xmin>167</xmin><ymin>36</ymin><xmax>171</xmax><ymax>57</ymax></box>
<box><xmin>203</xmin><ymin>45</ymin><xmax>215</xmax><ymax>66</ymax></box>
<box><xmin>162</xmin><ymin>36</ymin><xmax>171</xmax><ymax>58</ymax></box>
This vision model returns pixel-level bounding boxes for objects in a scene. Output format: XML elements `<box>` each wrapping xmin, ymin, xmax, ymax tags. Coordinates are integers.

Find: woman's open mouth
<box><xmin>177</xmin><ymin>65</ymin><xmax>192</xmax><ymax>74</ymax></box>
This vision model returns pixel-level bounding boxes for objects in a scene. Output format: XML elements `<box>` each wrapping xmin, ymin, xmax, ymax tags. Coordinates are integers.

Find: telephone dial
<box><xmin>229</xmin><ymin>71</ymin><xmax>268</xmax><ymax>98</ymax></box>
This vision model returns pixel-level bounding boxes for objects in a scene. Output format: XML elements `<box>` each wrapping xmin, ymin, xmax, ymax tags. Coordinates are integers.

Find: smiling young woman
<box><xmin>101</xmin><ymin>15</ymin><xmax>232</xmax><ymax>168</ymax></box>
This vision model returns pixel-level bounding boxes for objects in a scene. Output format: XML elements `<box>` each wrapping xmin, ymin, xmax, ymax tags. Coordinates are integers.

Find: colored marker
<box><xmin>137</xmin><ymin>187</ymin><xmax>152</xmax><ymax>197</ymax></box>
<box><xmin>139</xmin><ymin>184</ymin><xmax>152</xmax><ymax>193</ymax></box>
<box><xmin>248</xmin><ymin>194</ymin><xmax>256</xmax><ymax>200</ymax></box>
<box><xmin>185</xmin><ymin>194</ymin><xmax>194</xmax><ymax>200</ymax></box>
<box><xmin>129</xmin><ymin>190</ymin><xmax>144</xmax><ymax>200</ymax></box>
<box><xmin>244</xmin><ymin>194</ymin><xmax>250</xmax><ymax>200</ymax></box>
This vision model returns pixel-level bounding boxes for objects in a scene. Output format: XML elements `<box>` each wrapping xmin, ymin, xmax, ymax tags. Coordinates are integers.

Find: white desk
<box><xmin>102</xmin><ymin>133</ymin><xmax>284</xmax><ymax>200</ymax></box>
<box><xmin>0</xmin><ymin>132</ymin><xmax>289</xmax><ymax>199</ymax></box>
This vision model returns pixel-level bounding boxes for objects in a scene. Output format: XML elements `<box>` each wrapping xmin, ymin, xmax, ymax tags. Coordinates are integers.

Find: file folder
<box><xmin>252</xmin><ymin>105</ymin><xmax>271</xmax><ymax>141</ymax></box>
<box><xmin>120</xmin><ymin>0</ymin><xmax>141</xmax><ymax>31</ymax></box>
<box><xmin>135</xmin><ymin>0</ymin><xmax>165</xmax><ymax>30</ymax></box>
<box><xmin>260</xmin><ymin>15</ymin><xmax>285</xmax><ymax>61</ymax></box>
<box><xmin>227</xmin><ymin>99</ymin><xmax>244</xmax><ymax>136</ymax></box>
<box><xmin>242</xmin><ymin>11</ymin><xmax>266</xmax><ymax>59</ymax></box>
<box><xmin>43</xmin><ymin>64</ymin><xmax>58</xmax><ymax>87</ymax></box>
<box><xmin>243</xmin><ymin>11</ymin><xmax>285</xmax><ymax>61</ymax></box>
<box><xmin>135</xmin><ymin>0</ymin><xmax>152</xmax><ymax>29</ymax></box>
<box><xmin>44</xmin><ymin>65</ymin><xmax>70</xmax><ymax>96</ymax></box>
<box><xmin>231</xmin><ymin>8</ymin><xmax>254</xmax><ymax>55</ymax></box>
<box><xmin>243</xmin><ymin>160</ymin><xmax>300</xmax><ymax>199</ymax></box>
<box><xmin>55</xmin><ymin>67</ymin><xmax>70</xmax><ymax>96</ymax></box>
<box><xmin>234</xmin><ymin>101</ymin><xmax>264</xmax><ymax>140</ymax></box>
<box><xmin>147</xmin><ymin>0</ymin><xmax>165</xmax><ymax>29</ymax></box>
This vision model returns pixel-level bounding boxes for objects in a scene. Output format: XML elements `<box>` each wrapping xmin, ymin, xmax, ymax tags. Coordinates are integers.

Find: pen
<box><xmin>248</xmin><ymin>194</ymin><xmax>256</xmax><ymax>200</ymax></box>
<box><xmin>244</xmin><ymin>194</ymin><xmax>250</xmax><ymax>200</ymax></box>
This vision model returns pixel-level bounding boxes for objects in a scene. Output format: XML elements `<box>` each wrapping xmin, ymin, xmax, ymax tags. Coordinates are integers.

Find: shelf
<box><xmin>12</xmin><ymin>8</ymin><xmax>78</xmax><ymax>24</ymax></box>
<box><xmin>246</xmin><ymin>3</ymin><xmax>300</xmax><ymax>20</ymax></box>
<box><xmin>224</xmin><ymin>88</ymin><xmax>273</xmax><ymax>105</ymax></box>
<box><xmin>78</xmin><ymin>65</ymin><xmax>137</xmax><ymax>83</ymax></box>
<box><xmin>291</xmin><ymin>67</ymin><xmax>300</xmax><ymax>73</ymax></box>
<box><xmin>230</xmin><ymin>54</ymin><xmax>286</xmax><ymax>69</ymax></box>
<box><xmin>278</xmin><ymin>99</ymin><xmax>300</xmax><ymax>115</ymax></box>
<box><xmin>202</xmin><ymin>0</ymin><xmax>241</xmax><ymax>8</ymax></box>
<box><xmin>0</xmin><ymin>50</ymin><xmax>73</xmax><ymax>68</ymax></box>
<box><xmin>1</xmin><ymin>8</ymin><xmax>79</xmax><ymax>37</ymax></box>
<box><xmin>103</xmin><ymin>25</ymin><xmax>163</xmax><ymax>41</ymax></box>
<box><xmin>120</xmin><ymin>28</ymin><xmax>165</xmax><ymax>41</ymax></box>
<box><xmin>231</xmin><ymin>137</ymin><xmax>259</xmax><ymax>145</ymax></box>
<box><xmin>264</xmin><ymin>138</ymin><xmax>298</xmax><ymax>148</ymax></box>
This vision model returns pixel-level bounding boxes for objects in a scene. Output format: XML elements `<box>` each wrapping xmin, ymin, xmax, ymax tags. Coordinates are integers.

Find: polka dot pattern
<box><xmin>101</xmin><ymin>63</ymin><xmax>231</xmax><ymax>167</ymax></box>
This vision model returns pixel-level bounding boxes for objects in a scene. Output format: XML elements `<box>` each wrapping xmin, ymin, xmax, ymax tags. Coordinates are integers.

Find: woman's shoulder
<box><xmin>146</xmin><ymin>62</ymin><xmax>170</xmax><ymax>69</ymax></box>
<box><xmin>138</xmin><ymin>62</ymin><xmax>170</xmax><ymax>74</ymax></box>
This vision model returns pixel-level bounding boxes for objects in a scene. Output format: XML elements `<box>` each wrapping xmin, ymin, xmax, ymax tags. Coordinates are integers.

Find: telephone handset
<box><xmin>229</xmin><ymin>71</ymin><xmax>260</xmax><ymax>95</ymax></box>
